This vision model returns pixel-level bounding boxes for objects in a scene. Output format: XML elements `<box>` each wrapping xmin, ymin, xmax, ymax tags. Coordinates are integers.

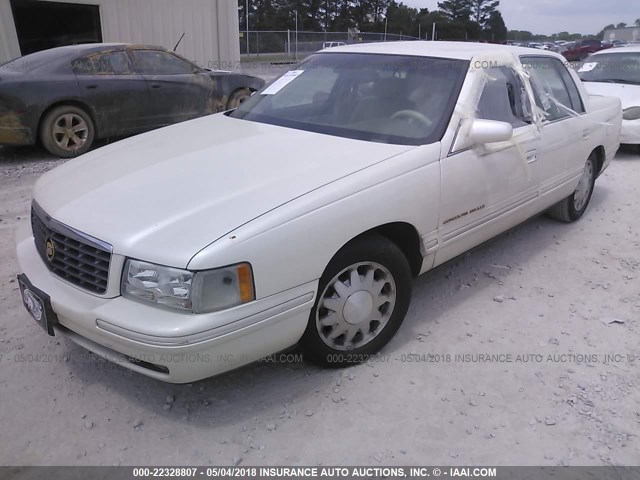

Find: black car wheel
<box><xmin>40</xmin><ymin>105</ymin><xmax>95</xmax><ymax>158</ymax></box>
<box><xmin>300</xmin><ymin>234</ymin><xmax>413</xmax><ymax>368</ymax></box>
<box><xmin>226</xmin><ymin>88</ymin><xmax>252</xmax><ymax>110</ymax></box>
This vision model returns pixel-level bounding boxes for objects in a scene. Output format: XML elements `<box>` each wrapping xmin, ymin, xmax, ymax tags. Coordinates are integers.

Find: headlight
<box><xmin>121</xmin><ymin>260</ymin><xmax>255</xmax><ymax>313</ymax></box>
<box><xmin>623</xmin><ymin>107</ymin><xmax>640</xmax><ymax>120</ymax></box>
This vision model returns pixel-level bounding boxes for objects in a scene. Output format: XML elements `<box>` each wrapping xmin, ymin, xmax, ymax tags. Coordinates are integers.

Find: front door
<box><xmin>128</xmin><ymin>49</ymin><xmax>215</xmax><ymax>127</ymax></box>
<box><xmin>436</xmin><ymin>66</ymin><xmax>541</xmax><ymax>266</ymax></box>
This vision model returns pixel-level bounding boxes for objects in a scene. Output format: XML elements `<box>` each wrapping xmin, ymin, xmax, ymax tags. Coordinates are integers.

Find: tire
<box><xmin>547</xmin><ymin>152</ymin><xmax>597</xmax><ymax>223</ymax></box>
<box><xmin>226</xmin><ymin>88</ymin><xmax>252</xmax><ymax>110</ymax></box>
<box><xmin>300</xmin><ymin>234</ymin><xmax>413</xmax><ymax>368</ymax></box>
<box><xmin>40</xmin><ymin>105</ymin><xmax>95</xmax><ymax>158</ymax></box>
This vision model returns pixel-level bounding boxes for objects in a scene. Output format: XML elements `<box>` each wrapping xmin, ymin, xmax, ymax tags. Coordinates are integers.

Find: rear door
<box><xmin>128</xmin><ymin>49</ymin><xmax>215</xmax><ymax>127</ymax></box>
<box><xmin>521</xmin><ymin>56</ymin><xmax>589</xmax><ymax>206</ymax></box>
<box><xmin>73</xmin><ymin>50</ymin><xmax>151</xmax><ymax>137</ymax></box>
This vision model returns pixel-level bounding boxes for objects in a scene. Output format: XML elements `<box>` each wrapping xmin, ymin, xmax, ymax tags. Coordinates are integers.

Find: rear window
<box><xmin>0</xmin><ymin>49</ymin><xmax>66</xmax><ymax>72</ymax></box>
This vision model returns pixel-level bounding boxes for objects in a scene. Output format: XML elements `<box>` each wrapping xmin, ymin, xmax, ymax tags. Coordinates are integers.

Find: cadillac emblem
<box><xmin>45</xmin><ymin>238</ymin><xmax>56</xmax><ymax>263</ymax></box>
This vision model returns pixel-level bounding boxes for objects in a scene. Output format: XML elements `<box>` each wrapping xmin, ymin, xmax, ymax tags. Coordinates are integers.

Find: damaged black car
<box><xmin>0</xmin><ymin>43</ymin><xmax>264</xmax><ymax>157</ymax></box>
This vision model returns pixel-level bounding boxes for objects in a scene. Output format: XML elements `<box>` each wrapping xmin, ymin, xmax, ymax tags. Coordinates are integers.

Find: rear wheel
<box><xmin>40</xmin><ymin>105</ymin><xmax>95</xmax><ymax>158</ymax></box>
<box><xmin>547</xmin><ymin>152</ymin><xmax>597</xmax><ymax>222</ymax></box>
<box><xmin>226</xmin><ymin>88</ymin><xmax>252</xmax><ymax>110</ymax></box>
<box><xmin>300</xmin><ymin>235</ymin><xmax>412</xmax><ymax>368</ymax></box>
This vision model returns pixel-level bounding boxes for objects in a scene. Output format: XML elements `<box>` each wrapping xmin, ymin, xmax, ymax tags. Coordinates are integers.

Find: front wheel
<box><xmin>226</xmin><ymin>88</ymin><xmax>252</xmax><ymax>110</ymax></box>
<box><xmin>300</xmin><ymin>235</ymin><xmax>412</xmax><ymax>368</ymax></box>
<box><xmin>547</xmin><ymin>152</ymin><xmax>597</xmax><ymax>222</ymax></box>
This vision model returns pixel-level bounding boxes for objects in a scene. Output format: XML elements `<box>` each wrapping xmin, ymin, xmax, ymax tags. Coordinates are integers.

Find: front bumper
<box><xmin>16</xmin><ymin>223</ymin><xmax>316</xmax><ymax>383</ymax></box>
<box><xmin>620</xmin><ymin>119</ymin><xmax>640</xmax><ymax>145</ymax></box>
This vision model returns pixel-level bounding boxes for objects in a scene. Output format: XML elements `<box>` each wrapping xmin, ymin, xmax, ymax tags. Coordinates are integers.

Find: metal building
<box><xmin>0</xmin><ymin>0</ymin><xmax>240</xmax><ymax>67</ymax></box>
<box><xmin>602</xmin><ymin>26</ymin><xmax>640</xmax><ymax>43</ymax></box>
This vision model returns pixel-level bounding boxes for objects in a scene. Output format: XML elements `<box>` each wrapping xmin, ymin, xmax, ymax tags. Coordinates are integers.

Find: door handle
<box><xmin>151</xmin><ymin>84</ymin><xmax>161</xmax><ymax>89</ymax></box>
<box><xmin>85</xmin><ymin>85</ymin><xmax>98</xmax><ymax>89</ymax></box>
<box><xmin>526</xmin><ymin>151</ymin><xmax>537</xmax><ymax>164</ymax></box>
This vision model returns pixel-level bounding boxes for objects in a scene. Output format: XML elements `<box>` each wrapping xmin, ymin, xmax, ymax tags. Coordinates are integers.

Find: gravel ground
<box><xmin>0</xmin><ymin>143</ymin><xmax>639</xmax><ymax>466</ymax></box>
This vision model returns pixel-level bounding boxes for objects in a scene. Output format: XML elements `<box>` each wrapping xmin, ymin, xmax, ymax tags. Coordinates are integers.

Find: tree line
<box><xmin>238</xmin><ymin>0</ymin><xmax>508</xmax><ymax>42</ymax></box>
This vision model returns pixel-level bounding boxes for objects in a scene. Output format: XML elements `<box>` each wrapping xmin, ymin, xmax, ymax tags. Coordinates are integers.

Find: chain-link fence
<box><xmin>239</xmin><ymin>30</ymin><xmax>421</xmax><ymax>60</ymax></box>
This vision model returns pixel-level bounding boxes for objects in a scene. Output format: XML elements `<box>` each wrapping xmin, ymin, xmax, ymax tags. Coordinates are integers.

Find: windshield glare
<box><xmin>231</xmin><ymin>53</ymin><xmax>468</xmax><ymax>145</ymax></box>
<box><xmin>577</xmin><ymin>52</ymin><xmax>640</xmax><ymax>85</ymax></box>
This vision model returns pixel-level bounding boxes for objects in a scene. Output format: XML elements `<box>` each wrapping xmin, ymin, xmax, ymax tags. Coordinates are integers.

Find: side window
<box><xmin>522</xmin><ymin>57</ymin><xmax>583</xmax><ymax>121</ymax></box>
<box><xmin>72</xmin><ymin>57</ymin><xmax>94</xmax><ymax>75</ymax></box>
<box><xmin>476</xmin><ymin>66</ymin><xmax>531</xmax><ymax>127</ymax></box>
<box><xmin>73</xmin><ymin>51</ymin><xmax>132</xmax><ymax>75</ymax></box>
<box><xmin>130</xmin><ymin>50</ymin><xmax>195</xmax><ymax>75</ymax></box>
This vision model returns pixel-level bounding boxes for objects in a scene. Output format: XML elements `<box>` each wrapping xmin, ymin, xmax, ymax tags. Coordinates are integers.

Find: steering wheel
<box><xmin>391</xmin><ymin>110</ymin><xmax>433</xmax><ymax>129</ymax></box>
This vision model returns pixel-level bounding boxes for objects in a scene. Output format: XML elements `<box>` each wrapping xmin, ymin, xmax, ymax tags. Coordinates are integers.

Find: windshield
<box><xmin>230</xmin><ymin>53</ymin><xmax>469</xmax><ymax>145</ymax></box>
<box><xmin>577</xmin><ymin>52</ymin><xmax>640</xmax><ymax>85</ymax></box>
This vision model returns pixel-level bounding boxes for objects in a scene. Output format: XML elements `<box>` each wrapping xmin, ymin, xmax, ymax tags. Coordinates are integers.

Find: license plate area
<box><xmin>17</xmin><ymin>274</ymin><xmax>58</xmax><ymax>336</ymax></box>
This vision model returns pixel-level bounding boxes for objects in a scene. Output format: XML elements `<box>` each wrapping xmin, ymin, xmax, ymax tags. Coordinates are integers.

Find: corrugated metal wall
<box><xmin>0</xmin><ymin>0</ymin><xmax>21</xmax><ymax>63</ymax></box>
<box><xmin>0</xmin><ymin>0</ymin><xmax>240</xmax><ymax>66</ymax></box>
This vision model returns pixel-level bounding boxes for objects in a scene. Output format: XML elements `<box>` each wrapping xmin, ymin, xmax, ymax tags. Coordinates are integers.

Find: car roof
<box><xmin>1</xmin><ymin>43</ymin><xmax>171</xmax><ymax>73</ymax></box>
<box><xmin>322</xmin><ymin>40</ymin><xmax>566</xmax><ymax>61</ymax></box>
<box><xmin>591</xmin><ymin>45</ymin><xmax>640</xmax><ymax>55</ymax></box>
<box><xmin>57</xmin><ymin>43</ymin><xmax>167</xmax><ymax>54</ymax></box>
<box><xmin>21</xmin><ymin>43</ymin><xmax>167</xmax><ymax>59</ymax></box>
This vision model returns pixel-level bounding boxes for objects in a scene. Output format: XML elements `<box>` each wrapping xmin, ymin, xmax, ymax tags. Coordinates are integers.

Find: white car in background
<box><xmin>578</xmin><ymin>46</ymin><xmax>640</xmax><ymax>145</ymax></box>
<box><xmin>16</xmin><ymin>42</ymin><xmax>621</xmax><ymax>383</ymax></box>
<box><xmin>322</xmin><ymin>41</ymin><xmax>346</xmax><ymax>49</ymax></box>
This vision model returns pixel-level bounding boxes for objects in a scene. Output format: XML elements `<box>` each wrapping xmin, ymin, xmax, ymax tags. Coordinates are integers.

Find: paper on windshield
<box><xmin>261</xmin><ymin>70</ymin><xmax>305</xmax><ymax>95</ymax></box>
<box><xmin>578</xmin><ymin>62</ymin><xmax>598</xmax><ymax>73</ymax></box>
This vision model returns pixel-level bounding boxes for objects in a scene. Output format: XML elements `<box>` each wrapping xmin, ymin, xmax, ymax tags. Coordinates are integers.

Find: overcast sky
<box><xmin>401</xmin><ymin>0</ymin><xmax>640</xmax><ymax>35</ymax></box>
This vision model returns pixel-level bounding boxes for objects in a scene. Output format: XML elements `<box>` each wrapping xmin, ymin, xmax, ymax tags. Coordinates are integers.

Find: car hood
<box><xmin>583</xmin><ymin>82</ymin><xmax>640</xmax><ymax>110</ymax></box>
<box><xmin>34</xmin><ymin>114</ymin><xmax>413</xmax><ymax>268</ymax></box>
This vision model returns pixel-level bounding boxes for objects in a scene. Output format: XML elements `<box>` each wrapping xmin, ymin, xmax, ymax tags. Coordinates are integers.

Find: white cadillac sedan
<box><xmin>578</xmin><ymin>46</ymin><xmax>640</xmax><ymax>145</ymax></box>
<box><xmin>16</xmin><ymin>42</ymin><xmax>621</xmax><ymax>383</ymax></box>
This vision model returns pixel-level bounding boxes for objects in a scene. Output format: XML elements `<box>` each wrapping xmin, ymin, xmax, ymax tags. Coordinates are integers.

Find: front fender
<box><xmin>211</xmin><ymin>73</ymin><xmax>265</xmax><ymax>96</ymax></box>
<box><xmin>187</xmin><ymin>143</ymin><xmax>442</xmax><ymax>299</ymax></box>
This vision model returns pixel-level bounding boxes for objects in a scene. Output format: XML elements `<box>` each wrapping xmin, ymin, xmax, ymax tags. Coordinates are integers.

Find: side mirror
<box><xmin>469</xmin><ymin>119</ymin><xmax>513</xmax><ymax>145</ymax></box>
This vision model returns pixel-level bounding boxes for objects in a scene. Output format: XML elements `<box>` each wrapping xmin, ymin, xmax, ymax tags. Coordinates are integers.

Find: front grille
<box><xmin>31</xmin><ymin>204</ymin><xmax>111</xmax><ymax>294</ymax></box>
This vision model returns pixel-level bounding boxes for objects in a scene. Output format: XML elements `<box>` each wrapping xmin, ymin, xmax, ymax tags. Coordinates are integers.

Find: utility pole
<box><xmin>384</xmin><ymin>17</ymin><xmax>388</xmax><ymax>41</ymax></box>
<box><xmin>295</xmin><ymin>10</ymin><xmax>298</xmax><ymax>60</ymax></box>
<box><xmin>245</xmin><ymin>0</ymin><xmax>249</xmax><ymax>56</ymax></box>
<box><xmin>432</xmin><ymin>23</ymin><xmax>436</xmax><ymax>41</ymax></box>
<box><xmin>325</xmin><ymin>0</ymin><xmax>329</xmax><ymax>32</ymax></box>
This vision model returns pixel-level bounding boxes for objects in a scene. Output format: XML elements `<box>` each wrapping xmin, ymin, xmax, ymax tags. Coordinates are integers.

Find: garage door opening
<box><xmin>10</xmin><ymin>0</ymin><xmax>102</xmax><ymax>56</ymax></box>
